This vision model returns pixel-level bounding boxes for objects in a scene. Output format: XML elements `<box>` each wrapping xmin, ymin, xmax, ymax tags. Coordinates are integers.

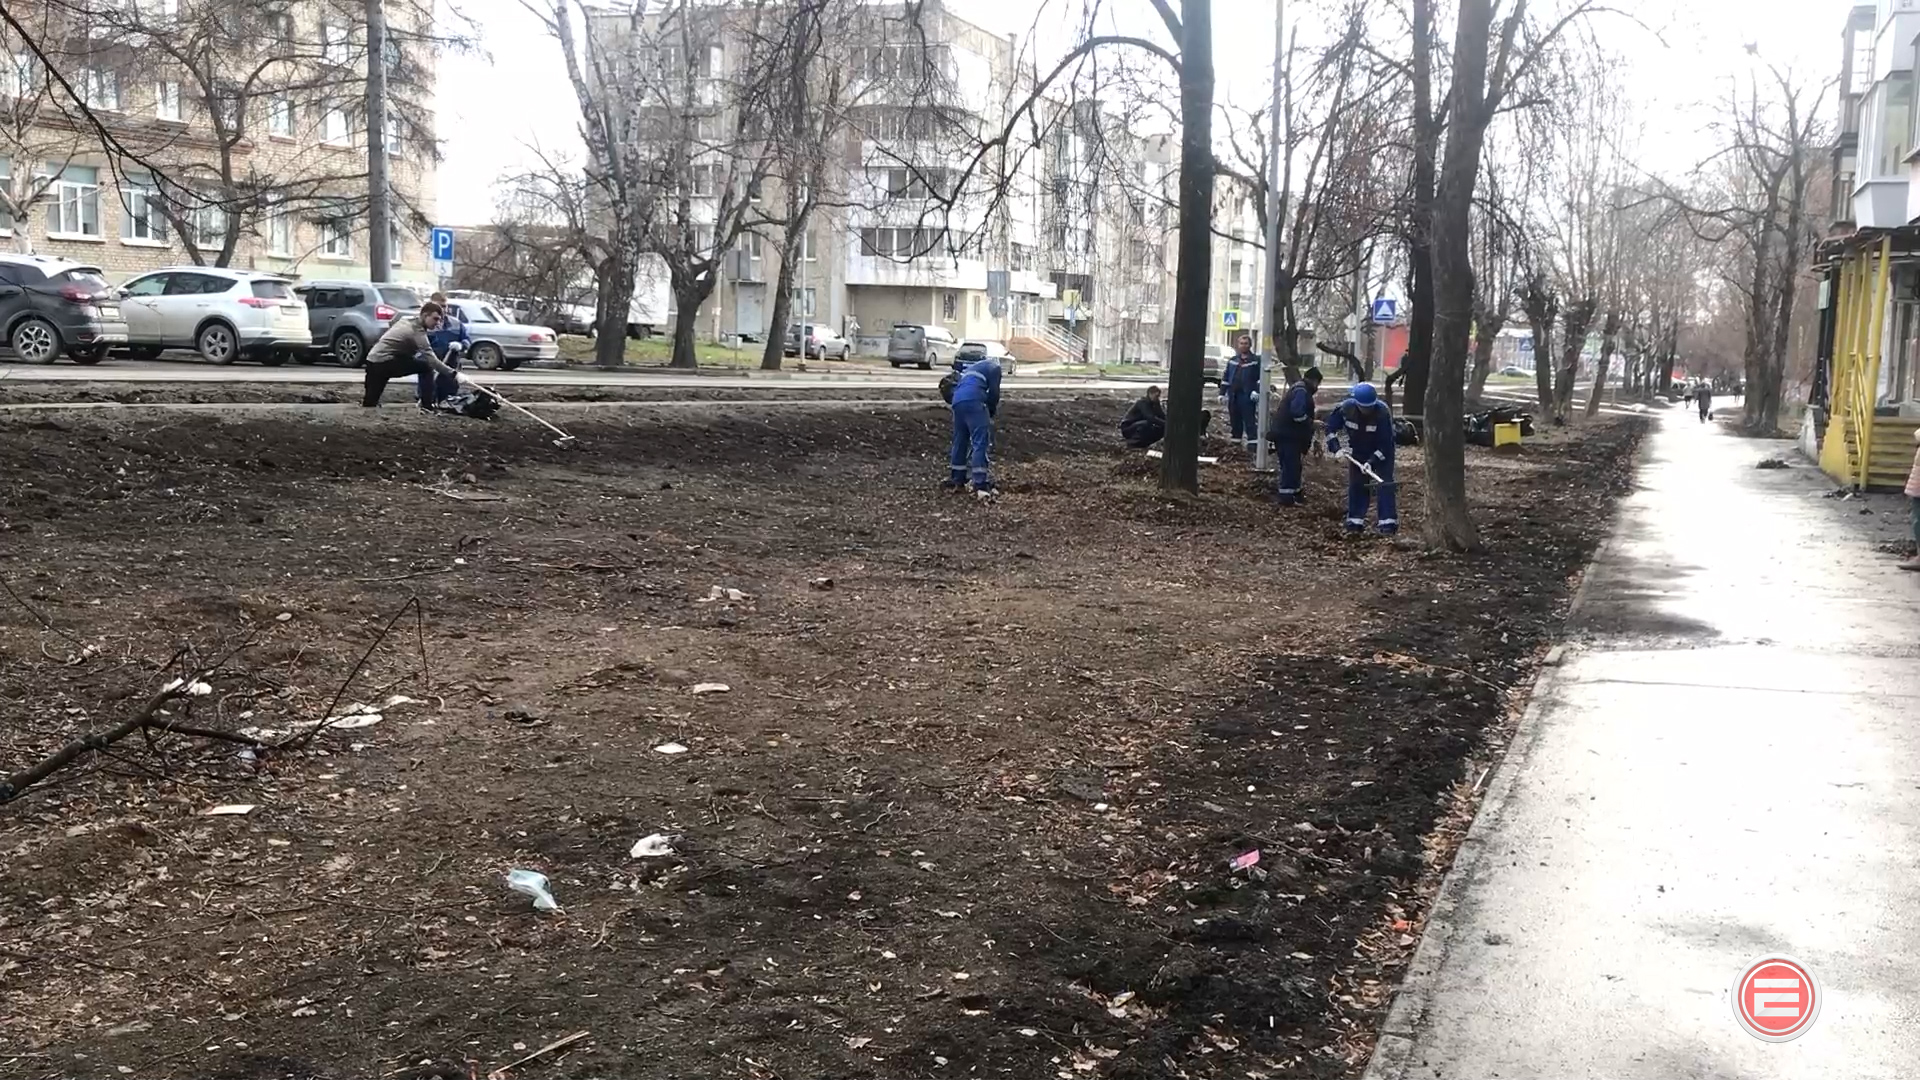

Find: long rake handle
<box><xmin>463</xmin><ymin>377</ymin><xmax>575</xmax><ymax>442</ymax></box>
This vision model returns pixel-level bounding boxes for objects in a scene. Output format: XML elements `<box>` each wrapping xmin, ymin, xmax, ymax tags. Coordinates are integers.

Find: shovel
<box><xmin>1336</xmin><ymin>449</ymin><xmax>1389</xmax><ymax>486</ymax></box>
<box><xmin>459</xmin><ymin>376</ymin><xmax>578</xmax><ymax>448</ymax></box>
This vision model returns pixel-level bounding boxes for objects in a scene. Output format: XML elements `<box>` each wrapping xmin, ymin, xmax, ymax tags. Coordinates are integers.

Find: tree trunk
<box><xmin>1522</xmin><ymin>278</ymin><xmax>1556</xmax><ymax>413</ymax></box>
<box><xmin>1272</xmin><ymin>270</ymin><xmax>1300</xmax><ymax>382</ymax></box>
<box><xmin>1421</xmin><ymin>0</ymin><xmax>1497</xmax><ymax>553</ymax></box>
<box><xmin>1402</xmin><ymin>0</ymin><xmax>1438</xmax><ymax>419</ymax></box>
<box><xmin>670</xmin><ymin>279</ymin><xmax>709</xmax><ymax>370</ymax></box>
<box><xmin>1467</xmin><ymin>312</ymin><xmax>1503</xmax><ymax>401</ymax></box>
<box><xmin>1555</xmin><ymin>299</ymin><xmax>1596</xmax><ymax>420</ymax></box>
<box><xmin>1159</xmin><ymin>0</ymin><xmax>1214</xmax><ymax>495</ymax></box>
<box><xmin>761</xmin><ymin>245</ymin><xmax>797</xmax><ymax>372</ymax></box>
<box><xmin>1584</xmin><ymin>307</ymin><xmax>1620</xmax><ymax>417</ymax></box>
<box><xmin>593</xmin><ymin>254</ymin><xmax>633</xmax><ymax>368</ymax></box>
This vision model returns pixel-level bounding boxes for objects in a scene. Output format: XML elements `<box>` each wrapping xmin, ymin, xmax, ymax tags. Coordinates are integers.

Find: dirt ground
<box><xmin>0</xmin><ymin>396</ymin><xmax>1643</xmax><ymax>1080</ymax></box>
<box><xmin>0</xmin><ymin>380</ymin><xmax>944</xmax><ymax>408</ymax></box>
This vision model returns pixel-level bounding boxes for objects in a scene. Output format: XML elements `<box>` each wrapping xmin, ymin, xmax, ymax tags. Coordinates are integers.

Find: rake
<box><xmin>460</xmin><ymin>376</ymin><xmax>578</xmax><ymax>448</ymax></box>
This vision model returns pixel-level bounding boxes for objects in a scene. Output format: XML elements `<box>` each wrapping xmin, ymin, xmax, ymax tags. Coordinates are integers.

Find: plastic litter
<box><xmin>653</xmin><ymin>741</ymin><xmax>689</xmax><ymax>755</ymax></box>
<box><xmin>505</xmin><ymin>869</ymin><xmax>560</xmax><ymax>912</ymax></box>
<box><xmin>630</xmin><ymin>833</ymin><xmax>676</xmax><ymax>858</ymax></box>
<box><xmin>690</xmin><ymin>683</ymin><xmax>731</xmax><ymax>695</ymax></box>
<box><xmin>1231</xmin><ymin>849</ymin><xmax>1261</xmax><ymax>871</ymax></box>
<box><xmin>203</xmin><ymin>803</ymin><xmax>257</xmax><ymax>816</ymax></box>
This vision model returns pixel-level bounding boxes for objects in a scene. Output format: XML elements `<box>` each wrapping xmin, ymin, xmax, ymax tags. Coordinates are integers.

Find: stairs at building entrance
<box><xmin>1009</xmin><ymin>324</ymin><xmax>1085</xmax><ymax>364</ymax></box>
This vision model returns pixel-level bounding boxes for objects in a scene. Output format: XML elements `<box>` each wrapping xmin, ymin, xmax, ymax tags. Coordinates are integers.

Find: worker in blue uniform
<box><xmin>1273</xmin><ymin>366</ymin><xmax>1323</xmax><ymax>505</ymax></box>
<box><xmin>419</xmin><ymin>292</ymin><xmax>471</xmax><ymax>409</ymax></box>
<box><xmin>1226</xmin><ymin>335</ymin><xmax>1261</xmax><ymax>448</ymax></box>
<box><xmin>1325</xmin><ymin>381</ymin><xmax>1397</xmax><ymax>534</ymax></box>
<box><xmin>944</xmin><ymin>356</ymin><xmax>1003</xmax><ymax>493</ymax></box>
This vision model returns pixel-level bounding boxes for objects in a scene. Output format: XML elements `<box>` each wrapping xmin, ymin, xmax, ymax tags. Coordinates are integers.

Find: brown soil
<box><xmin>0</xmin><ymin>380</ymin><xmax>945</xmax><ymax>408</ymax></box>
<box><xmin>0</xmin><ymin>399</ymin><xmax>1643</xmax><ymax>1080</ymax></box>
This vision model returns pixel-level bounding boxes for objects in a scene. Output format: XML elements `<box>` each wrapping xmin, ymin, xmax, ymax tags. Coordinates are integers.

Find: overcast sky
<box><xmin>431</xmin><ymin>0</ymin><xmax>1852</xmax><ymax>227</ymax></box>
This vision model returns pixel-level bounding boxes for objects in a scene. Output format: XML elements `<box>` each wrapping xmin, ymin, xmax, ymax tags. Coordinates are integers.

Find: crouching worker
<box><xmin>418</xmin><ymin>292</ymin><xmax>471</xmax><ymax>409</ymax></box>
<box><xmin>944</xmin><ymin>355</ymin><xmax>1003</xmax><ymax>493</ymax></box>
<box><xmin>1274</xmin><ymin>366</ymin><xmax>1322</xmax><ymax>505</ymax></box>
<box><xmin>1325</xmin><ymin>381</ymin><xmax>1397</xmax><ymax>534</ymax></box>
<box><xmin>364</xmin><ymin>301</ymin><xmax>458</xmax><ymax>408</ymax></box>
<box><xmin>1120</xmin><ymin>385</ymin><xmax>1167</xmax><ymax>448</ymax></box>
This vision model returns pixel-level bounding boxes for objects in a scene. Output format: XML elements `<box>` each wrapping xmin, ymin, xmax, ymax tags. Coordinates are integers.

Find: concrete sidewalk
<box><xmin>1367</xmin><ymin>413</ymin><xmax>1920</xmax><ymax>1079</ymax></box>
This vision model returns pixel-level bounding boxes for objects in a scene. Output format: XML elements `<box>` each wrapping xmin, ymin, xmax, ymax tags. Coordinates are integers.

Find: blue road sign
<box><xmin>1370</xmin><ymin>298</ymin><xmax>1398</xmax><ymax>324</ymax></box>
<box><xmin>429</xmin><ymin>226</ymin><xmax>455</xmax><ymax>262</ymax></box>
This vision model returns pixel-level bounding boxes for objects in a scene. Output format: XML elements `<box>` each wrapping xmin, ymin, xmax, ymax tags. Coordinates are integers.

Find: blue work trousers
<box><xmin>1345</xmin><ymin>457</ymin><xmax>1398</xmax><ymax>534</ymax></box>
<box><xmin>949</xmin><ymin>401</ymin><xmax>993</xmax><ymax>488</ymax></box>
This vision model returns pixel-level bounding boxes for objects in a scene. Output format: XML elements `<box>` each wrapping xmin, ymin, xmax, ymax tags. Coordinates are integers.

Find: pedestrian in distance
<box><xmin>1120</xmin><ymin>385</ymin><xmax>1167</xmax><ymax>449</ymax></box>
<box><xmin>418</xmin><ymin>292</ymin><xmax>471</xmax><ymax>409</ymax></box>
<box><xmin>1273</xmin><ymin>366</ymin><xmax>1323</xmax><ymax>506</ymax></box>
<box><xmin>943</xmin><ymin>354</ymin><xmax>1003</xmax><ymax>494</ymax></box>
<box><xmin>1902</xmin><ymin>427</ymin><xmax>1920</xmax><ymax>572</ymax></box>
<box><xmin>362</xmin><ymin>301</ymin><xmax>459</xmax><ymax>408</ymax></box>
<box><xmin>1326</xmin><ymin>381</ymin><xmax>1398</xmax><ymax>534</ymax></box>
<box><xmin>1227</xmin><ymin>334</ymin><xmax>1262</xmax><ymax>449</ymax></box>
<box><xmin>1697</xmin><ymin>381</ymin><xmax>1714</xmax><ymax>423</ymax></box>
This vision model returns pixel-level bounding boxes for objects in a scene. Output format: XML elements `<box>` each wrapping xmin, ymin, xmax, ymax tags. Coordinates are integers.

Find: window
<box><xmin>267</xmin><ymin>11</ymin><xmax>294</xmax><ymax>54</ymax></box>
<box><xmin>122</xmin><ymin>273</ymin><xmax>168</xmax><ymax>296</ymax></box>
<box><xmin>323</xmin><ymin>105</ymin><xmax>351</xmax><ymax>146</ymax></box>
<box><xmin>858</xmin><ymin>227</ymin><xmax>933</xmax><ymax>258</ymax></box>
<box><xmin>321</xmin><ymin>23</ymin><xmax>350</xmax><ymax>65</ymax></box>
<box><xmin>46</xmin><ymin>166</ymin><xmax>100</xmax><ymax>237</ymax></box>
<box><xmin>267</xmin><ymin>97</ymin><xmax>292</xmax><ymax>137</ymax></box>
<box><xmin>268</xmin><ymin>200</ymin><xmax>291</xmax><ymax>254</ymax></box>
<box><xmin>82</xmin><ymin>68</ymin><xmax>119</xmax><ymax>111</ymax></box>
<box><xmin>0</xmin><ymin>157</ymin><xmax>10</xmax><ymax>234</ymax></box>
<box><xmin>881</xmin><ymin>167</ymin><xmax>949</xmax><ymax>199</ymax></box>
<box><xmin>801</xmin><ymin>229</ymin><xmax>816</xmax><ymax>262</ymax></box>
<box><xmin>382</xmin><ymin>116</ymin><xmax>402</xmax><ymax>160</ymax></box>
<box><xmin>212</xmin><ymin>82</ymin><xmax>241</xmax><ymax>132</ymax></box>
<box><xmin>389</xmin><ymin>219</ymin><xmax>404</xmax><ymax>266</ymax></box>
<box><xmin>971</xmin><ymin>293</ymin><xmax>982</xmax><ymax>319</ymax></box>
<box><xmin>790</xmin><ymin>287</ymin><xmax>815</xmax><ymax>317</ymax></box>
<box><xmin>120</xmin><ymin>173</ymin><xmax>167</xmax><ymax>242</ymax></box>
<box><xmin>155</xmin><ymin>80</ymin><xmax>180</xmax><ymax>121</ymax></box>
<box><xmin>320</xmin><ymin>214</ymin><xmax>351</xmax><ymax>257</ymax></box>
<box><xmin>188</xmin><ymin>193</ymin><xmax>227</xmax><ymax>250</ymax></box>
<box><xmin>691</xmin><ymin>164</ymin><xmax>717</xmax><ymax>197</ymax></box>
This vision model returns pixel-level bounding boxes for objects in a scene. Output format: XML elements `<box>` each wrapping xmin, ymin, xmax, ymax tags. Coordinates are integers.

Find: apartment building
<box><xmin>590</xmin><ymin>0</ymin><xmax>1233</xmax><ymax>361</ymax></box>
<box><xmin>0</xmin><ymin>2</ymin><xmax>436</xmax><ymax>285</ymax></box>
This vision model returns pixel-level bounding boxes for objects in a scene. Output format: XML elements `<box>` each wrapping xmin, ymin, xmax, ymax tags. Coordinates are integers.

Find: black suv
<box><xmin>0</xmin><ymin>254</ymin><xmax>128</xmax><ymax>364</ymax></box>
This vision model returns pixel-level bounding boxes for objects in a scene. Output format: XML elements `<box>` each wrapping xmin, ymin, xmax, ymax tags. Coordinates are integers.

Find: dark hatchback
<box><xmin>0</xmin><ymin>254</ymin><xmax>127</xmax><ymax>364</ymax></box>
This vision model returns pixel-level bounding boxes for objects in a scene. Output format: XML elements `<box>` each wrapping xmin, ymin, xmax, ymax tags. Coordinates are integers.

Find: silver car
<box><xmin>295</xmin><ymin>280</ymin><xmax>426</xmax><ymax>367</ymax></box>
<box><xmin>117</xmin><ymin>267</ymin><xmax>311</xmax><ymax>365</ymax></box>
<box><xmin>444</xmin><ymin>298</ymin><xmax>560</xmax><ymax>370</ymax></box>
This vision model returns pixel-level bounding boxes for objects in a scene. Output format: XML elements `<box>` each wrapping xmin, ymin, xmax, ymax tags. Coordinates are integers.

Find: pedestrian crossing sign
<box><xmin>1221</xmin><ymin>309</ymin><xmax>1243</xmax><ymax>330</ymax></box>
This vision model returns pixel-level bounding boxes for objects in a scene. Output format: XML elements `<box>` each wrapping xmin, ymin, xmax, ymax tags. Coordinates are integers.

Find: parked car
<box><xmin>294</xmin><ymin>280</ymin><xmax>425</xmax><ymax>367</ymax></box>
<box><xmin>957</xmin><ymin>338</ymin><xmax>1018</xmax><ymax>376</ymax></box>
<box><xmin>1499</xmin><ymin>365</ymin><xmax>1527</xmax><ymax>377</ymax></box>
<box><xmin>0</xmin><ymin>254</ymin><xmax>126</xmax><ymax>364</ymax></box>
<box><xmin>886</xmin><ymin>323</ymin><xmax>958</xmax><ymax>369</ymax></box>
<box><xmin>1201</xmin><ymin>343</ymin><xmax>1230</xmax><ymax>384</ymax></box>
<box><xmin>786</xmin><ymin>322</ymin><xmax>851</xmax><ymax>360</ymax></box>
<box><xmin>506</xmin><ymin>296</ymin><xmax>595</xmax><ymax>337</ymax></box>
<box><xmin>116</xmin><ymin>267</ymin><xmax>310</xmax><ymax>365</ymax></box>
<box><xmin>443</xmin><ymin>298</ymin><xmax>560</xmax><ymax>370</ymax></box>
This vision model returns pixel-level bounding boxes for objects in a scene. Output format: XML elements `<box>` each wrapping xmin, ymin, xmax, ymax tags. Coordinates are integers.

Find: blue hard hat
<box><xmin>1351</xmin><ymin>382</ymin><xmax>1378</xmax><ymax>406</ymax></box>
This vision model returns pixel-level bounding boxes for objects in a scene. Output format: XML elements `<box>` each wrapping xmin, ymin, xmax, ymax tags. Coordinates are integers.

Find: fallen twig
<box><xmin>277</xmin><ymin>596</ymin><xmax>423</xmax><ymax>751</ymax></box>
<box><xmin>1</xmin><ymin>650</ymin><xmax>193</xmax><ymax>805</ymax></box>
<box><xmin>487</xmin><ymin>1030</ymin><xmax>590</xmax><ymax>1080</ymax></box>
<box><xmin>353</xmin><ymin>567</ymin><xmax>458</xmax><ymax>583</ymax></box>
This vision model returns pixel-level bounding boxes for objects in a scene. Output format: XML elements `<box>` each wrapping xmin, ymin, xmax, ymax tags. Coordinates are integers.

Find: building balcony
<box><xmin>1009</xmin><ymin>270</ymin><xmax>1056</xmax><ymax>298</ymax></box>
<box><xmin>1853</xmin><ymin>176</ymin><xmax>1908</xmax><ymax>229</ymax></box>
<box><xmin>845</xmin><ymin>252</ymin><xmax>986</xmax><ymax>290</ymax></box>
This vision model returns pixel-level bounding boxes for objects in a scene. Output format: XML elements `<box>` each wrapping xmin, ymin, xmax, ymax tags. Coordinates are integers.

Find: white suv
<box><xmin>116</xmin><ymin>267</ymin><xmax>312</xmax><ymax>365</ymax></box>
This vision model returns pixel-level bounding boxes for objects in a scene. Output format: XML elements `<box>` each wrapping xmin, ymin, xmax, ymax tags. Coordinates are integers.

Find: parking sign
<box><xmin>429</xmin><ymin>226</ymin><xmax>454</xmax><ymax>263</ymax></box>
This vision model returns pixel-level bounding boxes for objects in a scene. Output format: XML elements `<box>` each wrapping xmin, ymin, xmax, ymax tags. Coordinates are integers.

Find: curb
<box><xmin>1361</xmin><ymin>528</ymin><xmax>1618</xmax><ymax>1080</ymax></box>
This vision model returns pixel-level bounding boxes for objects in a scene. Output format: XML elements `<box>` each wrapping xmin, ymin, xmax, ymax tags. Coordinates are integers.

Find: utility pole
<box><xmin>1255</xmin><ymin>0</ymin><xmax>1283</xmax><ymax>471</ymax></box>
<box><xmin>365</xmin><ymin>0</ymin><xmax>391</xmax><ymax>282</ymax></box>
